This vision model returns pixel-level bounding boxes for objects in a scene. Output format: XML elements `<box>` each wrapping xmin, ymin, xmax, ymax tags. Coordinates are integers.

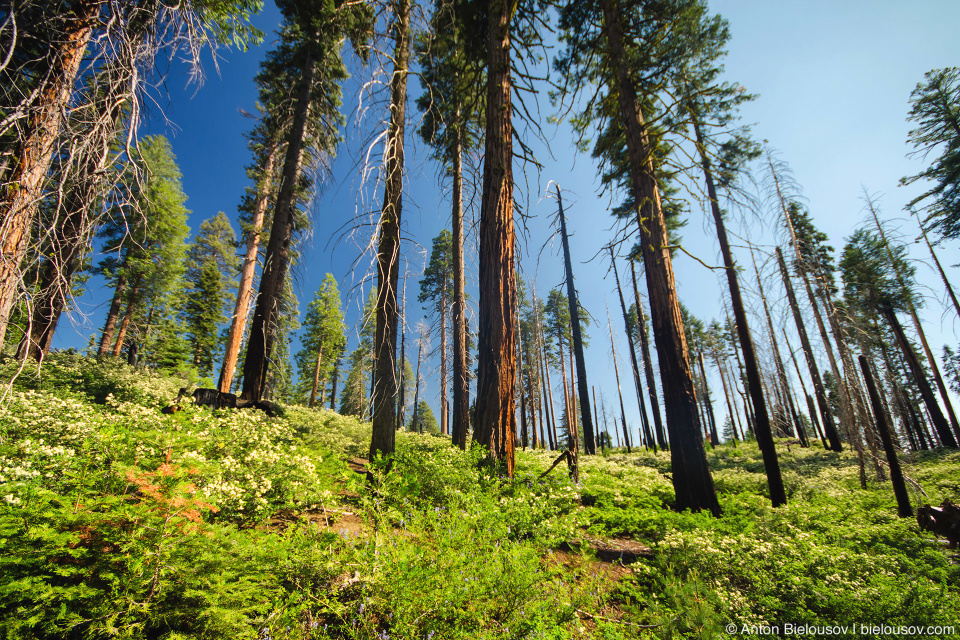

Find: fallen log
<box><xmin>917</xmin><ymin>500</ymin><xmax>960</xmax><ymax>547</ymax></box>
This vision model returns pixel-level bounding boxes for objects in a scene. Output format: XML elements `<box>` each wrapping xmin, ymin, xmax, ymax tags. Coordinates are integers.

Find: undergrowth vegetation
<box><xmin>0</xmin><ymin>354</ymin><xmax>958</xmax><ymax>639</ymax></box>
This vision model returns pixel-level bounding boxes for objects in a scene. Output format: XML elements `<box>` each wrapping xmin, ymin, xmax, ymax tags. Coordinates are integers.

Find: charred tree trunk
<box><xmin>607</xmin><ymin>303</ymin><xmax>632</xmax><ymax>453</ymax></box>
<box><xmin>859</xmin><ymin>355</ymin><xmax>913</xmax><ymax>517</ymax></box>
<box><xmin>473</xmin><ymin>0</ymin><xmax>517</xmax><ymax>475</ymax></box>
<box><xmin>600</xmin><ymin>0</ymin><xmax>717</xmax><ymax>513</ymax></box>
<box><xmin>241</xmin><ymin>42</ymin><xmax>315</xmax><ymax>403</ymax></box>
<box><xmin>220</xmin><ymin>142</ymin><xmax>278</xmax><ymax>393</ymax></box>
<box><xmin>692</xmin><ymin>120</ymin><xmax>782</xmax><ymax>503</ymax></box>
<box><xmin>370</xmin><ymin>0</ymin><xmax>411</xmax><ymax>459</ymax></box>
<box><xmin>451</xmin><ymin>127</ymin><xmax>469</xmax><ymax>449</ymax></box>
<box><xmin>557</xmin><ymin>189</ymin><xmax>596</xmax><ymax>454</ymax></box>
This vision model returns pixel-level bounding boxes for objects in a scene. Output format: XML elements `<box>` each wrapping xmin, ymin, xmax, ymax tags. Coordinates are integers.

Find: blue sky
<box><xmin>58</xmin><ymin>1</ymin><xmax>960</xmax><ymax>443</ymax></box>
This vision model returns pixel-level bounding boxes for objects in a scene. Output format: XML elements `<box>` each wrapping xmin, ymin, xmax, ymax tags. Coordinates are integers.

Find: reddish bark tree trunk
<box><xmin>451</xmin><ymin>128</ymin><xmax>469</xmax><ymax>448</ymax></box>
<box><xmin>0</xmin><ymin>0</ymin><xmax>98</xmax><ymax>348</ymax></box>
<box><xmin>219</xmin><ymin>143</ymin><xmax>278</xmax><ymax>393</ymax></box>
<box><xmin>473</xmin><ymin>0</ymin><xmax>516</xmax><ymax>476</ymax></box>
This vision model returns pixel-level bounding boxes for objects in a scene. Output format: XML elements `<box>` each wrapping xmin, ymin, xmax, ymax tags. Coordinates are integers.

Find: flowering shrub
<box><xmin>1</xmin><ymin>356</ymin><xmax>958</xmax><ymax>639</ymax></box>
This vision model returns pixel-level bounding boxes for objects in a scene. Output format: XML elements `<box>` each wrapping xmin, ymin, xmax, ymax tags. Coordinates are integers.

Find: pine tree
<box><xmin>556</xmin><ymin>0</ymin><xmax>720</xmax><ymax>514</ymax></box>
<box><xmin>183</xmin><ymin>213</ymin><xmax>238</xmax><ymax>378</ymax></box>
<box><xmin>296</xmin><ymin>273</ymin><xmax>347</xmax><ymax>407</ymax></box>
<box><xmin>418</xmin><ymin>230</ymin><xmax>455</xmax><ymax>435</ymax></box>
<box><xmin>416</xmin><ymin>0</ymin><xmax>484</xmax><ymax>449</ymax></box>
<box><xmin>901</xmin><ymin>68</ymin><xmax>960</xmax><ymax>239</ymax></box>
<box><xmin>96</xmin><ymin>135</ymin><xmax>190</xmax><ymax>362</ymax></box>
<box><xmin>240</xmin><ymin>0</ymin><xmax>369</xmax><ymax>403</ymax></box>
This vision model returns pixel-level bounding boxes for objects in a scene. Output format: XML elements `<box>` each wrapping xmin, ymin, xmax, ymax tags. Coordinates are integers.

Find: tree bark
<box><xmin>473</xmin><ymin>0</ymin><xmax>517</xmax><ymax>475</ymax></box>
<box><xmin>913</xmin><ymin>209</ymin><xmax>960</xmax><ymax>322</ymax></box>
<box><xmin>859</xmin><ymin>355</ymin><xmax>913</xmax><ymax>517</ymax></box>
<box><xmin>0</xmin><ymin>0</ymin><xmax>99</xmax><ymax>349</ymax></box>
<box><xmin>692</xmin><ymin>119</ymin><xmax>782</xmax><ymax>503</ymax></box>
<box><xmin>630</xmin><ymin>261</ymin><xmax>667</xmax><ymax>450</ymax></box>
<box><xmin>112</xmin><ymin>274</ymin><xmax>142</xmax><ymax>357</ymax></box>
<box><xmin>451</xmin><ymin>127</ymin><xmax>469</xmax><ymax>448</ymax></box>
<box><xmin>220</xmin><ymin>142</ymin><xmax>278</xmax><ymax>393</ymax></box>
<box><xmin>309</xmin><ymin>340</ymin><xmax>324</xmax><ymax>408</ymax></box>
<box><xmin>600</xmin><ymin>0</ymin><xmax>718</xmax><ymax>511</ymax></box>
<box><xmin>371</xmin><ymin>0</ymin><xmax>411</xmax><ymax>459</ymax></box>
<box><xmin>241</xmin><ymin>41</ymin><xmax>315</xmax><ymax>403</ymax></box>
<box><xmin>557</xmin><ymin>189</ymin><xmax>595</xmax><ymax>454</ymax></box>
<box><xmin>607</xmin><ymin>303</ymin><xmax>632</xmax><ymax>453</ymax></box>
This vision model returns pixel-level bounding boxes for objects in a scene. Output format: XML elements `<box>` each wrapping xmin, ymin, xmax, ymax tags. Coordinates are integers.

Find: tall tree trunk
<box><xmin>309</xmin><ymin>339</ymin><xmax>324</xmax><ymax>408</ymax></box>
<box><xmin>219</xmin><ymin>142</ymin><xmax>278</xmax><ymax>393</ymax></box>
<box><xmin>698</xmin><ymin>350</ymin><xmax>720</xmax><ymax>448</ymax></box>
<box><xmin>330</xmin><ymin>358</ymin><xmax>340</xmax><ymax>410</ymax></box>
<box><xmin>630</xmin><ymin>261</ymin><xmax>667</xmax><ymax>450</ymax></box>
<box><xmin>98</xmin><ymin>261</ymin><xmax>128</xmax><ymax>357</ymax></box>
<box><xmin>881</xmin><ymin>305</ymin><xmax>958</xmax><ymax>448</ymax></box>
<box><xmin>371</xmin><ymin>0</ymin><xmax>411</xmax><ymax>458</ymax></box>
<box><xmin>751</xmin><ymin>250</ymin><xmax>805</xmax><ymax>446</ymax></box>
<box><xmin>439</xmin><ymin>282</ymin><xmax>448</xmax><ymax>436</ymax></box>
<box><xmin>473</xmin><ymin>0</ymin><xmax>516</xmax><ymax>475</ymax></box>
<box><xmin>451</xmin><ymin>127</ymin><xmax>469</xmax><ymax>448</ymax></box>
<box><xmin>556</xmin><ymin>188</ymin><xmax>595</xmax><ymax>454</ymax></box>
<box><xmin>612</xmin><ymin>250</ymin><xmax>655</xmax><ymax>452</ymax></box>
<box><xmin>692</xmin><ymin>119</ymin><xmax>782</xmax><ymax>504</ymax></box>
<box><xmin>0</xmin><ymin>0</ymin><xmax>99</xmax><ymax>349</ymax></box>
<box><xmin>859</xmin><ymin>355</ymin><xmax>913</xmax><ymax>517</ymax></box>
<box><xmin>601</xmin><ymin>0</ymin><xmax>717</xmax><ymax>514</ymax></box>
<box><xmin>241</xmin><ymin>42</ymin><xmax>315</xmax><ymax>403</ymax></box>
<box><xmin>776</xmin><ymin>248</ymin><xmax>843</xmax><ymax>450</ymax></box>
<box><xmin>782</xmin><ymin>327</ymin><xmax>826</xmax><ymax>447</ymax></box>
<box><xmin>607</xmin><ymin>303</ymin><xmax>632</xmax><ymax>453</ymax></box>
<box><xmin>112</xmin><ymin>274</ymin><xmax>142</xmax><ymax>357</ymax></box>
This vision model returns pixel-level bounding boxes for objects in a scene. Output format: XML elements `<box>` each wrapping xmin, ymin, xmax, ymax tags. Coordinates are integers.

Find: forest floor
<box><xmin>0</xmin><ymin>353</ymin><xmax>958</xmax><ymax>639</ymax></box>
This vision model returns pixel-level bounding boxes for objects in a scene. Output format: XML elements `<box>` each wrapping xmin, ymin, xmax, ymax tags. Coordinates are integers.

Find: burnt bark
<box><xmin>371</xmin><ymin>0</ymin><xmax>411</xmax><ymax>460</ymax></box>
<box><xmin>241</xmin><ymin>42</ymin><xmax>315</xmax><ymax>403</ymax></box>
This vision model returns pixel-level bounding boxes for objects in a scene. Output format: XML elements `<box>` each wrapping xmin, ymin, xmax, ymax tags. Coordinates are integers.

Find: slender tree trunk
<box><xmin>370</xmin><ymin>0</ymin><xmax>411</xmax><ymax>459</ymax></box>
<box><xmin>913</xmin><ymin>208</ymin><xmax>960</xmax><ymax>321</ymax></box>
<box><xmin>309</xmin><ymin>340</ymin><xmax>324</xmax><ymax>408</ymax></box>
<box><xmin>220</xmin><ymin>143</ymin><xmax>278</xmax><ymax>393</ymax></box>
<box><xmin>330</xmin><ymin>359</ymin><xmax>340</xmax><ymax>410</ymax></box>
<box><xmin>630</xmin><ymin>261</ymin><xmax>667</xmax><ymax>450</ymax></box>
<box><xmin>607</xmin><ymin>303</ymin><xmax>632</xmax><ymax>453</ymax></box>
<box><xmin>112</xmin><ymin>274</ymin><xmax>142</xmax><ymax>357</ymax></box>
<box><xmin>600</xmin><ymin>0</ymin><xmax>717</xmax><ymax>513</ymax></box>
<box><xmin>751</xmin><ymin>250</ymin><xmax>805</xmax><ymax>446</ymax></box>
<box><xmin>556</xmin><ymin>188</ymin><xmax>595</xmax><ymax>454</ymax></box>
<box><xmin>592</xmin><ymin>386</ymin><xmax>602</xmax><ymax>452</ymax></box>
<box><xmin>859</xmin><ymin>355</ymin><xmax>913</xmax><ymax>517</ymax></box>
<box><xmin>473</xmin><ymin>0</ymin><xmax>516</xmax><ymax>475</ymax></box>
<box><xmin>540</xmin><ymin>336</ymin><xmax>557</xmax><ymax>450</ymax></box>
<box><xmin>241</xmin><ymin>41</ymin><xmax>315</xmax><ymax>403</ymax></box>
<box><xmin>412</xmin><ymin>331</ymin><xmax>423</xmax><ymax>433</ymax></box>
<box><xmin>692</xmin><ymin>121</ymin><xmax>782</xmax><ymax>502</ymax></box>
<box><xmin>439</xmin><ymin>282</ymin><xmax>448</xmax><ymax>436</ymax></box>
<box><xmin>776</xmin><ymin>248</ymin><xmax>843</xmax><ymax>450</ymax></box>
<box><xmin>612</xmin><ymin>250</ymin><xmax>655</xmax><ymax>452</ymax></box>
<box><xmin>451</xmin><ymin>128</ymin><xmax>469</xmax><ymax>448</ymax></box>
<box><xmin>698</xmin><ymin>350</ymin><xmax>720</xmax><ymax>448</ymax></box>
<box><xmin>0</xmin><ymin>0</ymin><xmax>99</xmax><ymax>349</ymax></box>
<box><xmin>882</xmin><ymin>305</ymin><xmax>957</xmax><ymax>448</ymax></box>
